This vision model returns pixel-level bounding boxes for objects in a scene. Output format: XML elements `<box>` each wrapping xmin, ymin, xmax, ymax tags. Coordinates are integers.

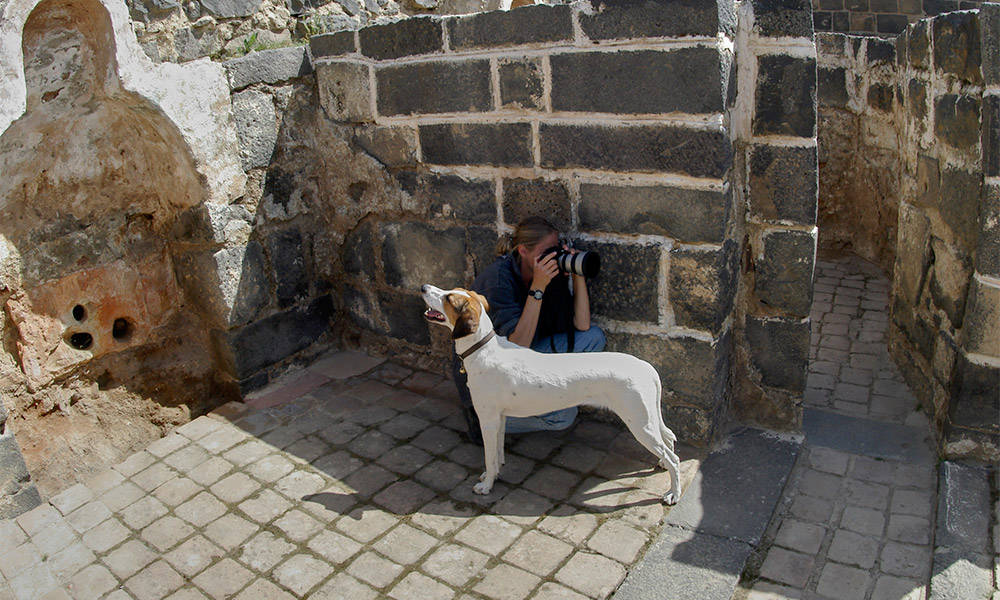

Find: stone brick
<box><xmin>977</xmin><ymin>186</ymin><xmax>1000</xmax><ymax>277</ymax></box>
<box><xmin>499</xmin><ymin>57</ymin><xmax>543</xmax><ymax>110</ymax></box>
<box><xmin>818</xmin><ymin>67</ymin><xmax>848</xmax><ymax>108</ymax></box>
<box><xmin>197</xmin><ymin>0</ymin><xmax>260</xmax><ymax>18</ymax></box>
<box><xmin>413</xmin><ymin>174</ymin><xmax>495</xmax><ymax>224</ymax></box>
<box><xmin>225</xmin><ymin>47</ymin><xmax>312</xmax><ymax>90</ymax></box>
<box><xmin>983</xmin><ymin>3</ymin><xmax>1000</xmax><ymax>85</ymax></box>
<box><xmin>382</xmin><ymin>221</ymin><xmax>466</xmax><ymax>290</ymax></box>
<box><xmin>755</xmin><ymin>229</ymin><xmax>816</xmax><ymax>316</ymax></box>
<box><xmin>377</xmin><ymin>60</ymin><xmax>491</xmax><ymax>116</ymax></box>
<box><xmin>867</xmin><ymin>37</ymin><xmax>896</xmax><ymax>64</ymax></box>
<box><xmin>934</xmin><ymin>94</ymin><xmax>981</xmax><ymax>151</ymax></box>
<box><xmin>942</xmin><ymin>167</ymin><xmax>982</xmax><ymax>255</ymax></box>
<box><xmin>949</xmin><ymin>352</ymin><xmax>1000</xmax><ymax>435</ymax></box>
<box><xmin>539</xmin><ymin>123</ymin><xmax>731</xmax><ymax>178</ymax></box>
<box><xmin>579</xmin><ymin>241</ymin><xmax>660</xmax><ymax>323</ymax></box>
<box><xmin>754</xmin><ymin>55</ymin><xmax>816</xmax><ymax>138</ymax></box>
<box><xmin>814</xmin><ymin>11</ymin><xmax>832</xmax><ymax>31</ymax></box>
<box><xmin>551</xmin><ymin>47</ymin><xmax>724</xmax><ymax>114</ymax></box>
<box><xmin>908</xmin><ymin>78</ymin><xmax>928</xmax><ymax>120</ymax></box>
<box><xmin>378</xmin><ymin>290</ymin><xmax>432</xmax><ymax>346</ymax></box>
<box><xmin>353</xmin><ymin>125</ymin><xmax>418</xmax><ymax>168</ymax></box>
<box><xmin>608</xmin><ymin>331</ymin><xmax>729</xmax><ymax>412</ymax></box>
<box><xmin>420</xmin><ymin>122</ymin><xmax>533</xmax><ymax>167</ymax></box>
<box><xmin>907</xmin><ymin>19</ymin><xmax>930</xmax><ymax>68</ymax></box>
<box><xmin>310</xmin><ymin>31</ymin><xmax>355</xmax><ymax>58</ymax></box>
<box><xmin>752</xmin><ymin>0</ymin><xmax>814</xmax><ymax>37</ymax></box>
<box><xmin>746</xmin><ymin>315</ymin><xmax>809</xmax><ymax>391</ymax></box>
<box><xmin>933</xmin><ymin>11</ymin><xmax>981</xmax><ymax>84</ymax></box>
<box><xmin>579</xmin><ymin>0</ymin><xmax>735</xmax><ymax>40</ymax></box>
<box><xmin>868</xmin><ymin>82</ymin><xmax>894</xmax><ymax>112</ymax></box>
<box><xmin>359</xmin><ymin>17</ymin><xmax>442</xmax><ymax>60</ymax></box>
<box><xmin>448</xmin><ymin>4</ymin><xmax>573</xmax><ymax>50</ymax></box>
<box><xmin>985</xmin><ymin>95</ymin><xmax>1000</xmax><ymax>183</ymax></box>
<box><xmin>225</xmin><ymin>295</ymin><xmax>334</xmax><ymax>379</ymax></box>
<box><xmin>876</xmin><ymin>14</ymin><xmax>908</xmax><ymax>34</ymax></box>
<box><xmin>231</xmin><ymin>88</ymin><xmax>277</xmax><ymax>171</ymax></box>
<box><xmin>502</xmin><ymin>178</ymin><xmax>571</xmax><ymax>232</ymax></box>
<box><xmin>669</xmin><ymin>241</ymin><xmax>738</xmax><ymax>333</ymax></box>
<box><xmin>342</xmin><ymin>220</ymin><xmax>377</xmax><ymax>279</ymax></box>
<box><xmin>578</xmin><ymin>183</ymin><xmax>727</xmax><ymax>243</ymax></box>
<box><xmin>928</xmin><ymin>238</ymin><xmax>973</xmax><ymax>328</ymax></box>
<box><xmin>268</xmin><ymin>227</ymin><xmax>308</xmax><ymax>309</ymax></box>
<box><xmin>748</xmin><ymin>144</ymin><xmax>818</xmax><ymax>225</ymax></box>
<box><xmin>316</xmin><ymin>61</ymin><xmax>373</xmax><ymax>123</ymax></box>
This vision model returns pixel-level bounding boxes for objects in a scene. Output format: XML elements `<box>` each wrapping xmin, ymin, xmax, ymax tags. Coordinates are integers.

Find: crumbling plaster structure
<box><xmin>0</xmin><ymin>0</ymin><xmax>996</xmax><ymax>515</ymax></box>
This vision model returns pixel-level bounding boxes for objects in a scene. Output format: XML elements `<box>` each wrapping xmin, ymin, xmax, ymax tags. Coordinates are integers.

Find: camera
<box><xmin>542</xmin><ymin>246</ymin><xmax>600</xmax><ymax>278</ymax></box>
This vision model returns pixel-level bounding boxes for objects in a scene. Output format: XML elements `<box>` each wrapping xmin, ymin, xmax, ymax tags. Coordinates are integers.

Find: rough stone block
<box><xmin>933</xmin><ymin>11</ymin><xmax>981</xmax><ymax>84</ymax></box>
<box><xmin>754</xmin><ymin>55</ymin><xmax>816</xmax><ymax>138</ymax></box>
<box><xmin>938</xmin><ymin>168</ymin><xmax>981</xmax><ymax>253</ymax></box>
<box><xmin>907</xmin><ymin>19</ymin><xmax>930</xmax><ymax>69</ymax></box>
<box><xmin>499</xmin><ymin>57</ymin><xmax>544</xmax><ymax>110</ymax></box>
<box><xmin>502</xmin><ymin>178</ymin><xmax>572</xmax><ymax>232</ymax></box>
<box><xmin>128</xmin><ymin>0</ymin><xmax>180</xmax><ymax>22</ymax></box>
<box><xmin>660</xmin><ymin>404</ymin><xmax>717</xmax><ymax>447</ymax></box>
<box><xmin>669</xmin><ymin>241</ymin><xmax>738</xmax><ymax>333</ymax></box>
<box><xmin>936</xmin><ymin>461</ymin><xmax>991</xmax><ymax>553</ymax></box>
<box><xmin>949</xmin><ymin>353</ymin><xmax>1000</xmax><ymax>433</ymax></box>
<box><xmin>447</xmin><ymin>4</ymin><xmax>573</xmax><ymax>50</ymax></box>
<box><xmin>982</xmin><ymin>3</ymin><xmax>1000</xmax><ymax>86</ymax></box>
<box><xmin>745</xmin><ymin>315</ymin><xmax>809</xmax><ymax>391</ymax></box>
<box><xmin>268</xmin><ymin>227</ymin><xmax>308</xmax><ymax>309</ymax></box>
<box><xmin>607</xmin><ymin>331</ymin><xmax>730</xmax><ymax>412</ymax></box>
<box><xmin>579</xmin><ymin>0</ymin><xmax>735</xmax><ymax>40</ymax></box>
<box><xmin>755</xmin><ymin>229</ymin><xmax>816</xmax><ymax>317</ymax></box>
<box><xmin>175</xmin><ymin>241</ymin><xmax>270</xmax><ymax>328</ymax></box>
<box><xmin>866</xmin><ymin>37</ymin><xmax>895</xmax><ymax>64</ymax></box>
<box><xmin>934</xmin><ymin>94</ymin><xmax>981</xmax><ymax>151</ymax></box>
<box><xmin>353</xmin><ymin>125</ymin><xmax>417</xmax><ymax>168</ymax></box>
<box><xmin>977</xmin><ymin>184</ymin><xmax>1000</xmax><ymax>277</ymax></box>
<box><xmin>382</xmin><ymin>222</ymin><xmax>467</xmax><ymax>290</ymax></box>
<box><xmin>224</xmin><ymin>47</ymin><xmax>312</xmax><ymax>90</ymax></box>
<box><xmin>550</xmin><ymin>48</ymin><xmax>724</xmax><ymax>114</ymax></box>
<box><xmin>928</xmin><ymin>237</ymin><xmax>972</xmax><ymax>328</ymax></box>
<box><xmin>908</xmin><ymin>78</ymin><xmax>928</xmax><ymax>120</ymax></box>
<box><xmin>378</xmin><ymin>291</ymin><xmax>431</xmax><ymax>346</ymax></box>
<box><xmin>751</xmin><ymin>0</ymin><xmax>814</xmax><ymax>38</ymax></box>
<box><xmin>225</xmin><ymin>295</ymin><xmax>333</xmax><ymax>379</ymax></box>
<box><xmin>174</xmin><ymin>26</ymin><xmax>220</xmax><ymax>63</ymax></box>
<box><xmin>197</xmin><ymin>0</ymin><xmax>259</xmax><ymax>18</ymax></box>
<box><xmin>231</xmin><ymin>89</ymin><xmax>277</xmax><ymax>171</ymax></box>
<box><xmin>814</xmin><ymin>11</ymin><xmax>832</xmax><ymax>31</ymax></box>
<box><xmin>582</xmin><ymin>242</ymin><xmax>661</xmax><ymax>324</ymax></box>
<box><xmin>982</xmin><ymin>95</ymin><xmax>1000</xmax><ymax>178</ymax></box>
<box><xmin>818</xmin><ymin>67</ymin><xmax>848</xmax><ymax>108</ymax></box>
<box><xmin>867</xmin><ymin>83</ymin><xmax>894</xmax><ymax>112</ymax></box>
<box><xmin>468</xmin><ymin>226</ymin><xmax>500</xmax><ymax>276</ymax></box>
<box><xmin>0</xmin><ymin>434</ymin><xmax>30</xmax><ymax>484</ymax></box>
<box><xmin>539</xmin><ymin>123</ymin><xmax>731</xmax><ymax>178</ymax></box>
<box><xmin>962</xmin><ymin>277</ymin><xmax>1000</xmax><ymax>358</ymax></box>
<box><xmin>929</xmin><ymin>546</ymin><xmax>994</xmax><ymax>600</ymax></box>
<box><xmin>376</xmin><ymin>60</ymin><xmax>490</xmax><ymax>116</ymax></box>
<box><xmin>413</xmin><ymin>174</ymin><xmax>496</xmax><ymax>224</ymax></box>
<box><xmin>342</xmin><ymin>220</ymin><xmax>376</xmax><ymax>278</ymax></box>
<box><xmin>748</xmin><ymin>144</ymin><xmax>818</xmax><ymax>225</ymax></box>
<box><xmin>420</xmin><ymin>123</ymin><xmax>533</xmax><ymax>167</ymax></box>
<box><xmin>310</xmin><ymin>31</ymin><xmax>355</xmax><ymax>58</ymax></box>
<box><xmin>359</xmin><ymin>17</ymin><xmax>442</xmax><ymax>60</ymax></box>
<box><xmin>876</xmin><ymin>14</ymin><xmax>908</xmax><ymax>34</ymax></box>
<box><xmin>578</xmin><ymin>183</ymin><xmax>727</xmax><ymax>243</ymax></box>
<box><xmin>316</xmin><ymin>61</ymin><xmax>373</xmax><ymax>123</ymax></box>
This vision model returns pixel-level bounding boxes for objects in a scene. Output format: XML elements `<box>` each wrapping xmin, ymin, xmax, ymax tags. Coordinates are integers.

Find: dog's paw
<box><xmin>662</xmin><ymin>491</ymin><xmax>678</xmax><ymax>505</ymax></box>
<box><xmin>473</xmin><ymin>481</ymin><xmax>494</xmax><ymax>495</ymax></box>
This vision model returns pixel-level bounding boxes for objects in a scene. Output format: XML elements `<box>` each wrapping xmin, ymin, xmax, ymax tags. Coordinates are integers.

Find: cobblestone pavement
<box><xmin>738</xmin><ymin>256</ymin><xmax>940</xmax><ymax>600</ymax></box>
<box><xmin>0</xmin><ymin>351</ymin><xmax>702</xmax><ymax>600</ymax></box>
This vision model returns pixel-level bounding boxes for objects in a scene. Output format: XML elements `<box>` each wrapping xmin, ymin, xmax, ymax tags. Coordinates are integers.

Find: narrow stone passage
<box><xmin>736</xmin><ymin>254</ymin><xmax>939</xmax><ymax>600</ymax></box>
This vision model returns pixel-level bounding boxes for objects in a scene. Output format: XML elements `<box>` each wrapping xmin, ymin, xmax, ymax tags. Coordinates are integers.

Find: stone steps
<box><xmin>614</xmin><ymin>428</ymin><xmax>802</xmax><ymax>600</ymax></box>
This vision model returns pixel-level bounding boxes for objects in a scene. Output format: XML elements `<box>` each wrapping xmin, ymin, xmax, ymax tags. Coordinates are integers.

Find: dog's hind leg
<box><xmin>621</xmin><ymin>412</ymin><xmax>682</xmax><ymax>505</ymax></box>
<box><xmin>474</xmin><ymin>412</ymin><xmax>501</xmax><ymax>495</ymax></box>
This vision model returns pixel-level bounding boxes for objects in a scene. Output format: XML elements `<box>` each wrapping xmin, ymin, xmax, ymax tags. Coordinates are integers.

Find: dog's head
<box><xmin>421</xmin><ymin>285</ymin><xmax>490</xmax><ymax>339</ymax></box>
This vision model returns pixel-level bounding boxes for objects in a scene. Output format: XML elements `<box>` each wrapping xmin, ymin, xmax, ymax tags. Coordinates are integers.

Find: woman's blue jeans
<box><xmin>452</xmin><ymin>325</ymin><xmax>606</xmax><ymax>435</ymax></box>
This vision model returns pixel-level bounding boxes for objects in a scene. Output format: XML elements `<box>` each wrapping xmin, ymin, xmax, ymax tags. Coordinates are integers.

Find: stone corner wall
<box><xmin>811</xmin><ymin>0</ymin><xmax>988</xmax><ymax>36</ymax></box>
<box><xmin>0</xmin><ymin>401</ymin><xmax>42</xmax><ymax>519</ymax></box>
<box><xmin>311</xmin><ymin>0</ymin><xmax>743</xmax><ymax>446</ymax></box>
<box><xmin>730</xmin><ymin>0</ymin><xmax>819</xmax><ymax>435</ymax></box>
<box><xmin>884</xmin><ymin>8</ymin><xmax>999</xmax><ymax>460</ymax></box>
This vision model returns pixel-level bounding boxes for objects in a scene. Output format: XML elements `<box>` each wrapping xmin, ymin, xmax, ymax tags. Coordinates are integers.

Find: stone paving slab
<box><xmin>0</xmin><ymin>350</ymin><xmax>705</xmax><ymax>600</ymax></box>
<box><xmin>803</xmin><ymin>408</ymin><xmax>935</xmax><ymax>464</ymax></box>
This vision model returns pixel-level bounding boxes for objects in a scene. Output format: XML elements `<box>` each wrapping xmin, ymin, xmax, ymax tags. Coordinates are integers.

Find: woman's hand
<box><xmin>531</xmin><ymin>249</ymin><xmax>559</xmax><ymax>291</ymax></box>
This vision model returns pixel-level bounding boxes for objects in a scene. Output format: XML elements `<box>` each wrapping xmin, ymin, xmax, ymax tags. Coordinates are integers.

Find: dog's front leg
<box><xmin>474</xmin><ymin>413</ymin><xmax>501</xmax><ymax>495</ymax></box>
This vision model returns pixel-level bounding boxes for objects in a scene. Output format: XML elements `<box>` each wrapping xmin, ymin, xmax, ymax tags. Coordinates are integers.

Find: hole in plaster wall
<box><xmin>68</xmin><ymin>332</ymin><xmax>93</xmax><ymax>350</ymax></box>
<box><xmin>112</xmin><ymin>318</ymin><xmax>133</xmax><ymax>342</ymax></box>
<box><xmin>72</xmin><ymin>304</ymin><xmax>86</xmax><ymax>322</ymax></box>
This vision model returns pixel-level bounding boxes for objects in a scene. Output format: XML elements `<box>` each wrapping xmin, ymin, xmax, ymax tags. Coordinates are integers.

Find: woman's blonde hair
<box><xmin>496</xmin><ymin>216</ymin><xmax>558</xmax><ymax>256</ymax></box>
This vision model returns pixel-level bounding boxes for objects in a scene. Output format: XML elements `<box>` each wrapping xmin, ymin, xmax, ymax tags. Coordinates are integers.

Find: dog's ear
<box><xmin>469</xmin><ymin>291</ymin><xmax>489</xmax><ymax>314</ymax></box>
<box><xmin>448</xmin><ymin>294</ymin><xmax>477</xmax><ymax>339</ymax></box>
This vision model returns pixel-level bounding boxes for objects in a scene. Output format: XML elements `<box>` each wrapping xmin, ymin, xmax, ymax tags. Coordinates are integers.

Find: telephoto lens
<box><xmin>557</xmin><ymin>250</ymin><xmax>600</xmax><ymax>278</ymax></box>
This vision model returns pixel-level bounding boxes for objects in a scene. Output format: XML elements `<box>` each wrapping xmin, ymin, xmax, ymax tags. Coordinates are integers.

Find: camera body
<box><xmin>542</xmin><ymin>246</ymin><xmax>600</xmax><ymax>279</ymax></box>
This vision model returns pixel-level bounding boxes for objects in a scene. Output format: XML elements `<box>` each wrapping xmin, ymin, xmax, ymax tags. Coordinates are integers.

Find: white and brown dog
<box><xmin>421</xmin><ymin>284</ymin><xmax>682</xmax><ymax>505</ymax></box>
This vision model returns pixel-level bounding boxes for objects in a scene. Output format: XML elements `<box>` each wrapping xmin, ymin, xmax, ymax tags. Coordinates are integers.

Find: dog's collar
<box><xmin>458</xmin><ymin>331</ymin><xmax>495</xmax><ymax>362</ymax></box>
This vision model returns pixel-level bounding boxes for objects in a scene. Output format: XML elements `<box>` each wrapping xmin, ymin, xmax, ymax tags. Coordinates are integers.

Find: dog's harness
<box><xmin>457</xmin><ymin>331</ymin><xmax>495</xmax><ymax>374</ymax></box>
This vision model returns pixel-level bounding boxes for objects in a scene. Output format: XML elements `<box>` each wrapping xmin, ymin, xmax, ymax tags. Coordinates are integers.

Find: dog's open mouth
<box><xmin>423</xmin><ymin>308</ymin><xmax>446</xmax><ymax>323</ymax></box>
